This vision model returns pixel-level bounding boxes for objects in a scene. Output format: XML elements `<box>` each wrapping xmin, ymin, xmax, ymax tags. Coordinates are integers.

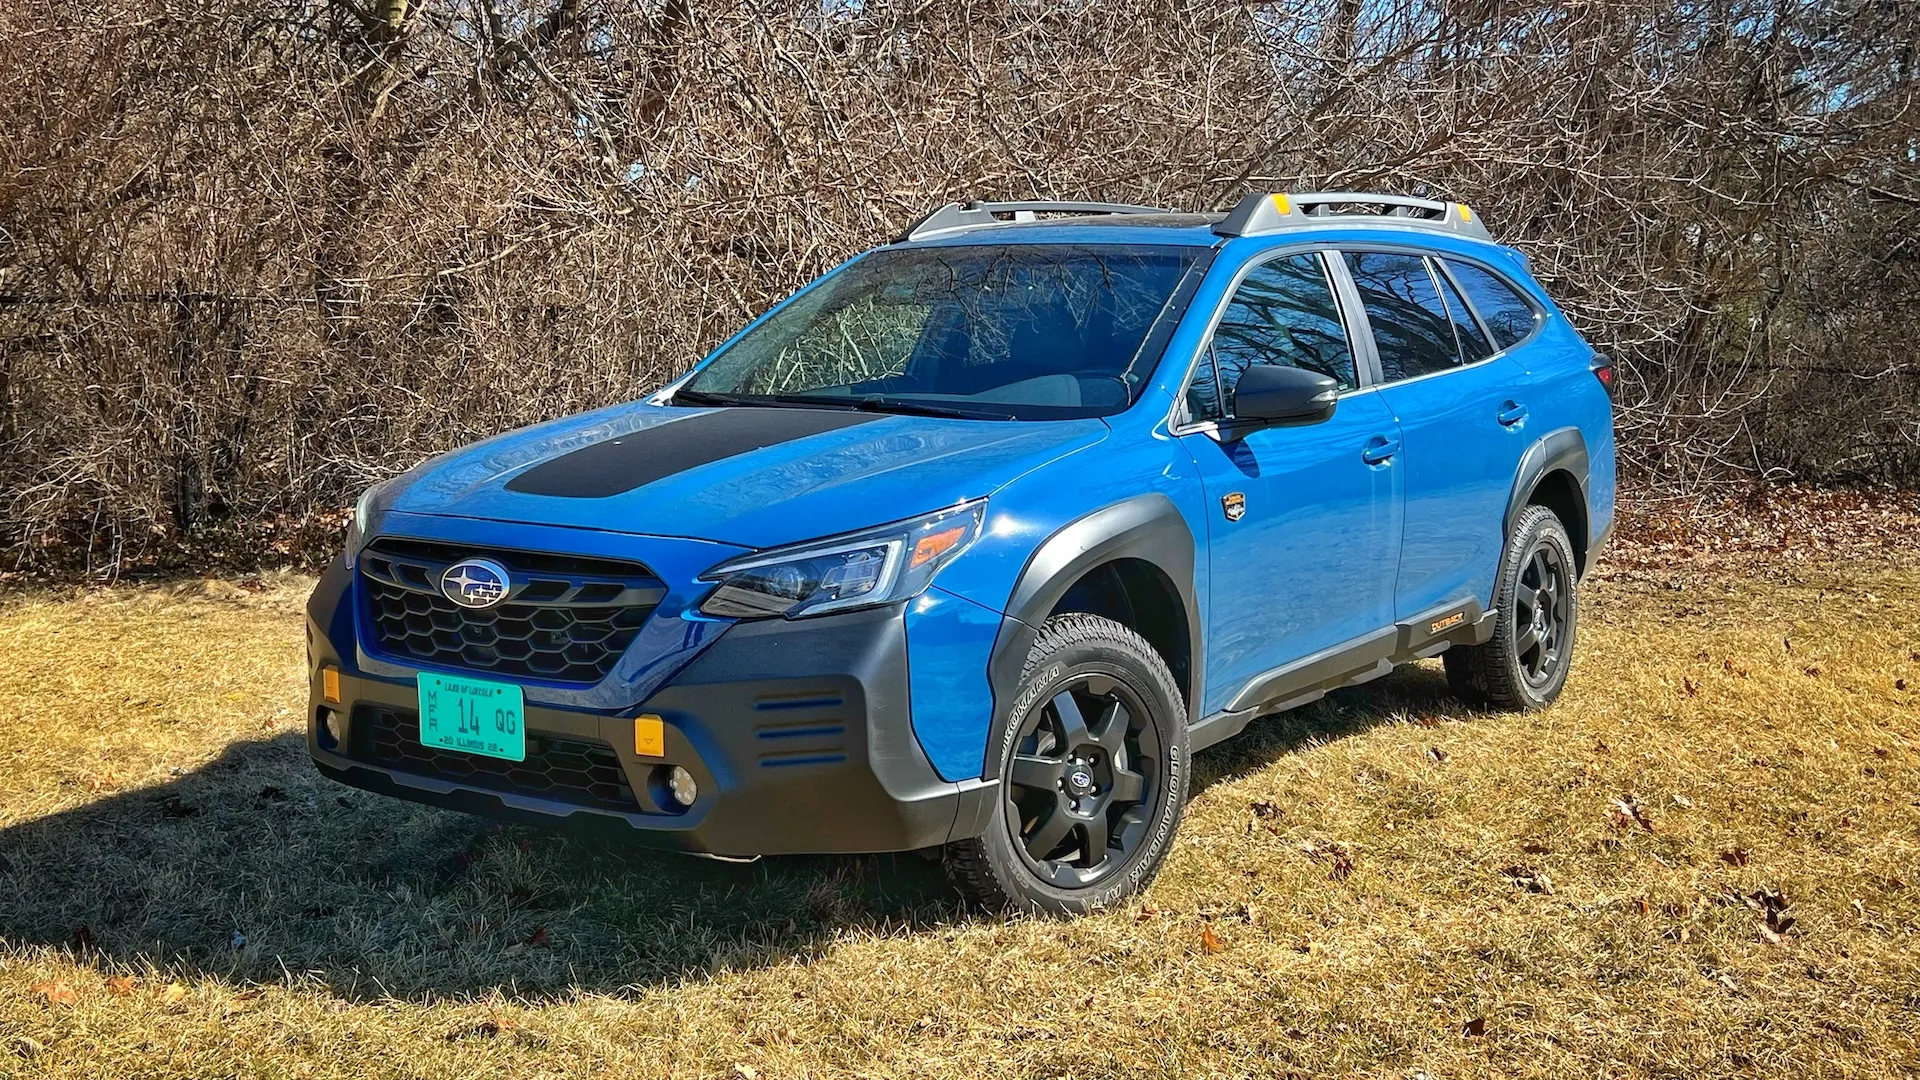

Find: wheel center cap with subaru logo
<box><xmin>1066</xmin><ymin>766</ymin><xmax>1095</xmax><ymax>796</ymax></box>
<box><xmin>441</xmin><ymin>558</ymin><xmax>511</xmax><ymax>609</ymax></box>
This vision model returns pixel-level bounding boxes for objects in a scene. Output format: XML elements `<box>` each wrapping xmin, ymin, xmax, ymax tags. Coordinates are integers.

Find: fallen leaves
<box><xmin>1200</xmin><ymin>923</ymin><xmax>1226</xmax><ymax>954</ymax></box>
<box><xmin>105</xmin><ymin>975</ymin><xmax>136</xmax><ymax>996</ymax></box>
<box><xmin>1427</xmin><ymin>746</ymin><xmax>1450</xmax><ymax>764</ymax></box>
<box><xmin>1720</xmin><ymin>848</ymin><xmax>1751</xmax><ymax>868</ymax></box>
<box><xmin>1739</xmin><ymin>888</ymin><xmax>1797</xmax><ymax>944</ymax></box>
<box><xmin>503</xmin><ymin>926</ymin><xmax>550</xmax><ymax>956</ymax></box>
<box><xmin>1608</xmin><ymin>794</ymin><xmax>1656</xmax><ymax>833</ymax></box>
<box><xmin>161</xmin><ymin>982</ymin><xmax>189</xmax><ymax>1005</ymax></box>
<box><xmin>1500</xmin><ymin>865</ymin><xmax>1554</xmax><ymax>895</ymax></box>
<box><xmin>1462</xmin><ymin>1016</ymin><xmax>1487</xmax><ymax>1038</ymax></box>
<box><xmin>30</xmin><ymin>981</ymin><xmax>78</xmax><ymax>1007</ymax></box>
<box><xmin>1297</xmin><ymin>838</ymin><xmax>1356</xmax><ymax>880</ymax></box>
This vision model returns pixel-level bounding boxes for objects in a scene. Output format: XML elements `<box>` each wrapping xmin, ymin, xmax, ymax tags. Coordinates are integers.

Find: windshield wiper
<box><xmin>670</xmin><ymin>388</ymin><xmax>835</xmax><ymax>410</ymax></box>
<box><xmin>771</xmin><ymin>393</ymin><xmax>1017</xmax><ymax>422</ymax></box>
<box><xmin>673</xmin><ymin>387</ymin><xmax>1014</xmax><ymax>421</ymax></box>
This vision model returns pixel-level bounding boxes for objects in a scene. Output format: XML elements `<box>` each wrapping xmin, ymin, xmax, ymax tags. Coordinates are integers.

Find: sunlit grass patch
<box><xmin>2</xmin><ymin>555</ymin><xmax>1916</xmax><ymax>1077</ymax></box>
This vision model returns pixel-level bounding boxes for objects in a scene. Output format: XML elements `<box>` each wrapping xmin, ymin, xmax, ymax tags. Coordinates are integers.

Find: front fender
<box><xmin>978</xmin><ymin>494</ymin><xmax>1200</xmax><ymax>779</ymax></box>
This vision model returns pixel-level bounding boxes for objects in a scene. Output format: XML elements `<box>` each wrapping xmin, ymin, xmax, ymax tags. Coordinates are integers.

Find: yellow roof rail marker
<box><xmin>1214</xmin><ymin>191</ymin><xmax>1494</xmax><ymax>241</ymax></box>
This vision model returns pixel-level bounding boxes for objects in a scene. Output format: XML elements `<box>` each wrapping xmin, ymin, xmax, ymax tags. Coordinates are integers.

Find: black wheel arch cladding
<box><xmin>981</xmin><ymin>493</ymin><xmax>1200</xmax><ymax>780</ymax></box>
<box><xmin>1505</xmin><ymin>426</ymin><xmax>1592</xmax><ymax>575</ymax></box>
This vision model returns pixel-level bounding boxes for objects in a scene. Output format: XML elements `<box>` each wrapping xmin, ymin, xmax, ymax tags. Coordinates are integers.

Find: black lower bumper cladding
<box><xmin>307</xmin><ymin>562</ymin><xmax>994</xmax><ymax>857</ymax></box>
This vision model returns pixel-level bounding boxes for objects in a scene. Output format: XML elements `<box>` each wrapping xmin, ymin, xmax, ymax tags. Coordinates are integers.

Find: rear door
<box><xmin>1176</xmin><ymin>249</ymin><xmax>1403</xmax><ymax>716</ymax></box>
<box><xmin>1337</xmin><ymin>249</ymin><xmax>1531</xmax><ymax>621</ymax></box>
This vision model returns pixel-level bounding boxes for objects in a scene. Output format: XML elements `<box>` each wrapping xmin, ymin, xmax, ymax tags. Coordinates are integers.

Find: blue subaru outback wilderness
<box><xmin>307</xmin><ymin>192</ymin><xmax>1615</xmax><ymax>914</ymax></box>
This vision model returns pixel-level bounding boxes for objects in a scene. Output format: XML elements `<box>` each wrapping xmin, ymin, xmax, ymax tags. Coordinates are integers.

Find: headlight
<box><xmin>698</xmin><ymin>501</ymin><xmax>986</xmax><ymax>620</ymax></box>
<box><xmin>345</xmin><ymin>483</ymin><xmax>382</xmax><ymax>553</ymax></box>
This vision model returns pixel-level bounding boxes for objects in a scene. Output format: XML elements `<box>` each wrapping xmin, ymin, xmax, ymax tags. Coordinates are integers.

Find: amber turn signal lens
<box><xmin>634</xmin><ymin>714</ymin><xmax>665</xmax><ymax>757</ymax></box>
<box><xmin>321</xmin><ymin>667</ymin><xmax>341</xmax><ymax>704</ymax></box>
<box><xmin>910</xmin><ymin>526</ymin><xmax>967</xmax><ymax>569</ymax></box>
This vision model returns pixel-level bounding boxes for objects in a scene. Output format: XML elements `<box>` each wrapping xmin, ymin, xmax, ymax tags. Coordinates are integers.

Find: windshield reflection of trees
<box><xmin>714</xmin><ymin>247</ymin><xmax>1196</xmax><ymax>410</ymax></box>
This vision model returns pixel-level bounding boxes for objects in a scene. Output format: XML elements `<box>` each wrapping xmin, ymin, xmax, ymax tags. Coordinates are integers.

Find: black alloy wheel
<box><xmin>1512</xmin><ymin>538</ymin><xmax>1571</xmax><ymax>687</ymax></box>
<box><xmin>945</xmin><ymin>613</ymin><xmax>1189</xmax><ymax>915</ymax></box>
<box><xmin>1443</xmin><ymin>503</ymin><xmax>1580</xmax><ymax>711</ymax></box>
<box><xmin>1003</xmin><ymin>674</ymin><xmax>1162</xmax><ymax>889</ymax></box>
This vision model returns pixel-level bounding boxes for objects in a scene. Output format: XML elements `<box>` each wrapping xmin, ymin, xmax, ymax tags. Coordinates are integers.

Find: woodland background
<box><xmin>1</xmin><ymin>0</ymin><xmax>1915</xmax><ymax>576</ymax></box>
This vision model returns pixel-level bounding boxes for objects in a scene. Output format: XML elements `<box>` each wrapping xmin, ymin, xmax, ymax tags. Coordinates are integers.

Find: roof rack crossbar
<box><xmin>898</xmin><ymin>200</ymin><xmax>1171</xmax><ymax>242</ymax></box>
<box><xmin>1213</xmin><ymin>191</ymin><xmax>1492</xmax><ymax>241</ymax></box>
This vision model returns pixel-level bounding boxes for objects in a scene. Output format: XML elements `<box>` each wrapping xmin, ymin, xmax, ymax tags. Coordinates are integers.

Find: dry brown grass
<box><xmin>2</xmin><ymin>553</ymin><xmax>1918</xmax><ymax>1078</ymax></box>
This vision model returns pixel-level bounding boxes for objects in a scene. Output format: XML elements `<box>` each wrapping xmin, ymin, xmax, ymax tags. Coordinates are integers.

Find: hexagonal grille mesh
<box><xmin>355</xmin><ymin>705</ymin><xmax>639</xmax><ymax>813</ymax></box>
<box><xmin>359</xmin><ymin>538</ymin><xmax>665</xmax><ymax>684</ymax></box>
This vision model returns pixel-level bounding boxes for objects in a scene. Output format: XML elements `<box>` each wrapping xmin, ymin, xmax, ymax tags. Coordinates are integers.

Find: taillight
<box><xmin>1590</xmin><ymin>352</ymin><xmax>1615</xmax><ymax>398</ymax></box>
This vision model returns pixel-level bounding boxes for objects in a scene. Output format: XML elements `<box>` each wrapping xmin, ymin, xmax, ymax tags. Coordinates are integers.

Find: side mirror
<box><xmin>1231</xmin><ymin>364</ymin><xmax>1340</xmax><ymax>425</ymax></box>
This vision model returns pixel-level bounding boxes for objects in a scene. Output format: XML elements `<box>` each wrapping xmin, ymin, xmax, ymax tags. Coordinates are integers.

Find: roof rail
<box><xmin>1213</xmin><ymin>192</ymin><xmax>1492</xmax><ymax>242</ymax></box>
<box><xmin>898</xmin><ymin>200</ymin><xmax>1171</xmax><ymax>242</ymax></box>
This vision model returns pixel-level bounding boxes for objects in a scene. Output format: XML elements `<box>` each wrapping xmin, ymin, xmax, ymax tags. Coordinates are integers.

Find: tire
<box><xmin>1445</xmin><ymin>503</ymin><xmax>1580</xmax><ymax>711</ymax></box>
<box><xmin>944</xmin><ymin>613</ymin><xmax>1189</xmax><ymax>915</ymax></box>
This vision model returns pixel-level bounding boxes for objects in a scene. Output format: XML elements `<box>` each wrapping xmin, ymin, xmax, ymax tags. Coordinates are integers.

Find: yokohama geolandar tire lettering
<box><xmin>945</xmin><ymin>613</ymin><xmax>1189</xmax><ymax>915</ymax></box>
<box><xmin>1445</xmin><ymin>503</ymin><xmax>1580</xmax><ymax>711</ymax></box>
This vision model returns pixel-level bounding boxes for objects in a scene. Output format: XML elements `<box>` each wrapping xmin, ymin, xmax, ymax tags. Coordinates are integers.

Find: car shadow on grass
<box><xmin>0</xmin><ymin>664</ymin><xmax>1461</xmax><ymax>1001</ymax></box>
<box><xmin>0</xmin><ymin>732</ymin><xmax>957</xmax><ymax>1001</ymax></box>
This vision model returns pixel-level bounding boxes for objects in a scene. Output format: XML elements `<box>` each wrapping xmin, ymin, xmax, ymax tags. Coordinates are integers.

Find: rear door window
<box><xmin>1341</xmin><ymin>251</ymin><xmax>1461</xmax><ymax>382</ymax></box>
<box><xmin>1441</xmin><ymin>259</ymin><xmax>1539</xmax><ymax>351</ymax></box>
<box><xmin>1432</xmin><ymin>265</ymin><xmax>1495</xmax><ymax>363</ymax></box>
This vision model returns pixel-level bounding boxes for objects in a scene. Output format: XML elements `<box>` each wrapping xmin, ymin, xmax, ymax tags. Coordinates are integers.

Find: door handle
<box><xmin>1497</xmin><ymin>401</ymin><xmax>1529</xmax><ymax>427</ymax></box>
<box><xmin>1361</xmin><ymin>435</ymin><xmax>1400</xmax><ymax>465</ymax></box>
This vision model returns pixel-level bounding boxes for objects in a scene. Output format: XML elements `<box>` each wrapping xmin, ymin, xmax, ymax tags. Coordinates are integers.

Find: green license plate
<box><xmin>417</xmin><ymin>673</ymin><xmax>525</xmax><ymax>761</ymax></box>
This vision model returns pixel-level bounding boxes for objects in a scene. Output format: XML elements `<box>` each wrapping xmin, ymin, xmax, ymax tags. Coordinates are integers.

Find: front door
<box><xmin>1177</xmin><ymin>250</ymin><xmax>1404</xmax><ymax>717</ymax></box>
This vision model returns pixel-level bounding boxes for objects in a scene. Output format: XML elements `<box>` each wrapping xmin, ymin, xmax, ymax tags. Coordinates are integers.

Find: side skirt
<box><xmin>1187</xmin><ymin>599</ymin><xmax>1495</xmax><ymax>753</ymax></box>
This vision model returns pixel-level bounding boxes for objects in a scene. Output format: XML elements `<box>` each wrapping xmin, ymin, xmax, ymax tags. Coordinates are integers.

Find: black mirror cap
<box><xmin>1231</xmin><ymin>365</ymin><xmax>1340</xmax><ymax>424</ymax></box>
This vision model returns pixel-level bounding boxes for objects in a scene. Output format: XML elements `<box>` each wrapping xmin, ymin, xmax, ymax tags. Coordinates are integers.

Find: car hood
<box><xmin>376</xmin><ymin>400</ymin><xmax>1109</xmax><ymax>550</ymax></box>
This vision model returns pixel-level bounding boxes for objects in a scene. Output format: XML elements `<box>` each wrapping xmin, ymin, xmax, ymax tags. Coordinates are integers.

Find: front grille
<box><xmin>355</xmin><ymin>705</ymin><xmax>639</xmax><ymax>814</ymax></box>
<box><xmin>359</xmin><ymin>538</ymin><xmax>666</xmax><ymax>683</ymax></box>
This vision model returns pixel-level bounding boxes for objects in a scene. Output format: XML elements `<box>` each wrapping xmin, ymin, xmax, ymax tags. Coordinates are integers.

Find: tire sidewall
<box><xmin>1499</xmin><ymin>508</ymin><xmax>1579</xmax><ymax>709</ymax></box>
<box><xmin>983</xmin><ymin>619</ymin><xmax>1188</xmax><ymax>914</ymax></box>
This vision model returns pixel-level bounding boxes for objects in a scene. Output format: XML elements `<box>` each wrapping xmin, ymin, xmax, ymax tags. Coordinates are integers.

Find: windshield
<box><xmin>680</xmin><ymin>244</ymin><xmax>1204</xmax><ymax>420</ymax></box>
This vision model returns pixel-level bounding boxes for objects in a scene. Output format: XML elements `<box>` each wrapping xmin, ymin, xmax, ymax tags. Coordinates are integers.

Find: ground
<box><xmin>1</xmin><ymin>545</ymin><xmax>1917</xmax><ymax>1079</ymax></box>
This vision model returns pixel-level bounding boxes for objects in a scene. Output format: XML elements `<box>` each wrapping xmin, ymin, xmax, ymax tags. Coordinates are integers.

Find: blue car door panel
<box><xmin>1339</xmin><ymin>249</ymin><xmax>1532</xmax><ymax>618</ymax></box>
<box><xmin>1177</xmin><ymin>250</ymin><xmax>1404</xmax><ymax>716</ymax></box>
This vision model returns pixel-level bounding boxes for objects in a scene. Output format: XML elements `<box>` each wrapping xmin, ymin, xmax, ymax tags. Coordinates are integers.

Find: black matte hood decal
<box><xmin>503</xmin><ymin>407</ymin><xmax>885</xmax><ymax>499</ymax></box>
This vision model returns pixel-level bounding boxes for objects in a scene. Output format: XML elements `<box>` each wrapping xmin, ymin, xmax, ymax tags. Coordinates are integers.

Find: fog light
<box><xmin>667</xmin><ymin>766</ymin><xmax>698</xmax><ymax>808</ymax></box>
<box><xmin>318</xmin><ymin>707</ymin><xmax>342</xmax><ymax>749</ymax></box>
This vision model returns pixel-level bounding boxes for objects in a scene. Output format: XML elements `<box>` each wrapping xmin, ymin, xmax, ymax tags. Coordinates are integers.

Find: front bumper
<box><xmin>306</xmin><ymin>558</ymin><xmax>996</xmax><ymax>856</ymax></box>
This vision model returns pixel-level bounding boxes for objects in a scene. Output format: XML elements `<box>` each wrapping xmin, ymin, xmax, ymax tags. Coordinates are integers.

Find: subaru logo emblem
<box><xmin>440</xmin><ymin>558</ymin><xmax>511</xmax><ymax>609</ymax></box>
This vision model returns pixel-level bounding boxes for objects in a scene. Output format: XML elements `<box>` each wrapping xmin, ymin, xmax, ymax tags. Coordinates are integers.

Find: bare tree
<box><xmin>0</xmin><ymin>0</ymin><xmax>1913</xmax><ymax>575</ymax></box>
